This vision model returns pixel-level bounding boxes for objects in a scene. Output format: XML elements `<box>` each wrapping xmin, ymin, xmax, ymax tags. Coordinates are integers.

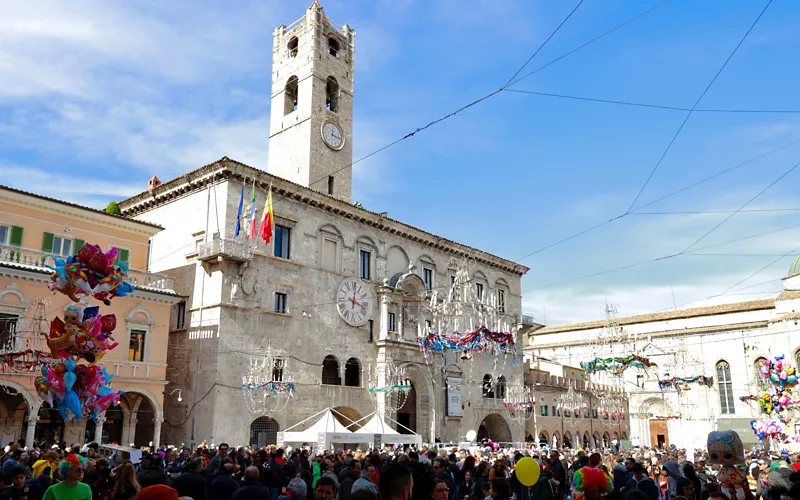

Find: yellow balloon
<box><xmin>515</xmin><ymin>457</ymin><xmax>540</xmax><ymax>487</ymax></box>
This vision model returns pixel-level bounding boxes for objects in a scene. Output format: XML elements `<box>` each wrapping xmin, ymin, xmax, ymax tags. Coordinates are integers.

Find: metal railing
<box><xmin>197</xmin><ymin>237</ymin><xmax>254</xmax><ymax>263</ymax></box>
<box><xmin>0</xmin><ymin>244</ymin><xmax>174</xmax><ymax>291</ymax></box>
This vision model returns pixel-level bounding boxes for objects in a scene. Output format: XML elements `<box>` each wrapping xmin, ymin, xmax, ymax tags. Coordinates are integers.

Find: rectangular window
<box><xmin>274</xmin><ymin>225</ymin><xmax>291</xmax><ymax>259</ymax></box>
<box><xmin>0</xmin><ymin>314</ymin><xmax>18</xmax><ymax>351</ymax></box>
<box><xmin>328</xmin><ymin>176</ymin><xmax>334</xmax><ymax>195</ymax></box>
<box><xmin>592</xmin><ymin>409</ymin><xmax>598</xmax><ymax>419</ymax></box>
<box><xmin>359</xmin><ymin>250</ymin><xmax>371</xmax><ymax>280</ymax></box>
<box><xmin>540</xmin><ymin>404</ymin><xmax>548</xmax><ymax>417</ymax></box>
<box><xmin>128</xmin><ymin>330</ymin><xmax>146</xmax><ymax>362</ymax></box>
<box><xmin>388</xmin><ymin>312</ymin><xmax>396</xmax><ymax>332</ymax></box>
<box><xmin>173</xmin><ymin>302</ymin><xmax>186</xmax><ymax>330</ymax></box>
<box><xmin>273</xmin><ymin>359</ymin><xmax>285</xmax><ymax>381</ymax></box>
<box><xmin>52</xmin><ymin>236</ymin><xmax>72</xmax><ymax>257</ymax></box>
<box><xmin>322</xmin><ymin>238</ymin><xmax>337</xmax><ymax>271</ymax></box>
<box><xmin>0</xmin><ymin>225</ymin><xmax>9</xmax><ymax>245</ymax></box>
<box><xmin>476</xmin><ymin>283</ymin><xmax>484</xmax><ymax>301</ymax></box>
<box><xmin>275</xmin><ymin>293</ymin><xmax>287</xmax><ymax>314</ymax></box>
<box><xmin>367</xmin><ymin>320</ymin><xmax>374</xmax><ymax>343</ymax></box>
<box><xmin>497</xmin><ymin>289</ymin><xmax>506</xmax><ymax>313</ymax></box>
<box><xmin>423</xmin><ymin>268</ymin><xmax>434</xmax><ymax>290</ymax></box>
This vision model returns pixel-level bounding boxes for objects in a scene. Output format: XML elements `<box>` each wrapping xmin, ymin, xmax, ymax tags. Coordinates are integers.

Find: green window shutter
<box><xmin>42</xmin><ymin>232</ymin><xmax>55</xmax><ymax>253</ymax></box>
<box><xmin>72</xmin><ymin>239</ymin><xmax>84</xmax><ymax>254</ymax></box>
<box><xmin>115</xmin><ymin>248</ymin><xmax>130</xmax><ymax>266</ymax></box>
<box><xmin>9</xmin><ymin>226</ymin><xmax>23</xmax><ymax>247</ymax></box>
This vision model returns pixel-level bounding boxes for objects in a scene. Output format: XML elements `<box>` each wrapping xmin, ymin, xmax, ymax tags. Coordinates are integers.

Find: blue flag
<box><xmin>234</xmin><ymin>184</ymin><xmax>244</xmax><ymax>236</ymax></box>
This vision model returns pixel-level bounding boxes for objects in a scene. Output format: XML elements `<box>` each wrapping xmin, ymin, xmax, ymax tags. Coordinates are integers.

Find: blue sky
<box><xmin>2</xmin><ymin>0</ymin><xmax>800</xmax><ymax>324</ymax></box>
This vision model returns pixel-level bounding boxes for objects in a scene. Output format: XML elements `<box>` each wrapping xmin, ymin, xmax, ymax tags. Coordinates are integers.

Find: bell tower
<box><xmin>268</xmin><ymin>1</ymin><xmax>355</xmax><ymax>202</ymax></box>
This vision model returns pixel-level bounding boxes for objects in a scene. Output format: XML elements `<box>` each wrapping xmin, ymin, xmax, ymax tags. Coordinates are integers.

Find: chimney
<box><xmin>148</xmin><ymin>176</ymin><xmax>161</xmax><ymax>194</ymax></box>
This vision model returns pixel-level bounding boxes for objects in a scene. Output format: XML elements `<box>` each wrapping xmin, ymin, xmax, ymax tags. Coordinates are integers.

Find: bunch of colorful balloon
<box><xmin>47</xmin><ymin>243</ymin><xmax>134</xmax><ymax>306</ymax></box>
<box><xmin>35</xmin><ymin>241</ymin><xmax>129</xmax><ymax>423</ymax></box>
<box><xmin>34</xmin><ymin>357</ymin><xmax>122</xmax><ymax>422</ymax></box>
<box><xmin>759</xmin><ymin>356</ymin><xmax>799</xmax><ymax>388</ymax></box>
<box><xmin>42</xmin><ymin>304</ymin><xmax>119</xmax><ymax>364</ymax></box>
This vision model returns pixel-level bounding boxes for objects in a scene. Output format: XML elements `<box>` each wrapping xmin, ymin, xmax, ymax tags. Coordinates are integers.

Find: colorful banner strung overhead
<box><xmin>580</xmin><ymin>354</ymin><xmax>655</xmax><ymax>375</ymax></box>
<box><xmin>658</xmin><ymin>375</ymin><xmax>713</xmax><ymax>392</ymax></box>
<box><xmin>416</xmin><ymin>327</ymin><xmax>515</xmax><ymax>361</ymax></box>
<box><xmin>0</xmin><ymin>349</ymin><xmax>56</xmax><ymax>372</ymax></box>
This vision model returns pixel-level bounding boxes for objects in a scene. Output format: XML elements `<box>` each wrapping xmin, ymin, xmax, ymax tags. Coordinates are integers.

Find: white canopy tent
<box><xmin>352</xmin><ymin>411</ymin><xmax>423</xmax><ymax>447</ymax></box>
<box><xmin>278</xmin><ymin>408</ymin><xmax>373</xmax><ymax>451</ymax></box>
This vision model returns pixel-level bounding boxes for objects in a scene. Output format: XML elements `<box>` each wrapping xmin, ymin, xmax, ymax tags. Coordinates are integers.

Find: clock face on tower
<box><xmin>321</xmin><ymin>121</ymin><xmax>345</xmax><ymax>150</ymax></box>
<box><xmin>336</xmin><ymin>277</ymin><xmax>373</xmax><ymax>327</ymax></box>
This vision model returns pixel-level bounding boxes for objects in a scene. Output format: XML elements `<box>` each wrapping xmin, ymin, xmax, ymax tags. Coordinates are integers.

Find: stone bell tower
<box><xmin>267</xmin><ymin>1</ymin><xmax>355</xmax><ymax>202</ymax></box>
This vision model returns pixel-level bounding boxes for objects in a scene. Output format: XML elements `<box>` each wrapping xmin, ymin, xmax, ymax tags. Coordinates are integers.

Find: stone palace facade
<box><xmin>118</xmin><ymin>2</ymin><xmax>530</xmax><ymax>448</ymax></box>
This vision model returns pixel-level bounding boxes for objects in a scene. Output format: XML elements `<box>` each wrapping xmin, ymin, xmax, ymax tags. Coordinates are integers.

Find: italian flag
<box><xmin>248</xmin><ymin>180</ymin><xmax>257</xmax><ymax>240</ymax></box>
<box><xmin>260</xmin><ymin>185</ymin><xmax>274</xmax><ymax>244</ymax></box>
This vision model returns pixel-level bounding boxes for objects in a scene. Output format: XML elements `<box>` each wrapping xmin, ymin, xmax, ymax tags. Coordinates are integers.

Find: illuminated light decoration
<box><xmin>503</xmin><ymin>384</ymin><xmax>535</xmax><ymax>423</ymax></box>
<box><xmin>580</xmin><ymin>354</ymin><xmax>656</xmax><ymax>375</ymax></box>
<box><xmin>369</xmin><ymin>362</ymin><xmax>411</xmax><ymax>412</ymax></box>
<box><xmin>421</xmin><ymin>256</ymin><xmax>516</xmax><ymax>364</ymax></box>
<box><xmin>242</xmin><ymin>353</ymin><xmax>295</xmax><ymax>415</ymax></box>
<box><xmin>657</xmin><ymin>375</ymin><xmax>714</xmax><ymax>392</ymax></box>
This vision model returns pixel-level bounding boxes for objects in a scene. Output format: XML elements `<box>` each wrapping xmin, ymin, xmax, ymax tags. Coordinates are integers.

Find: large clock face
<box><xmin>336</xmin><ymin>277</ymin><xmax>373</xmax><ymax>327</ymax></box>
<box><xmin>321</xmin><ymin>121</ymin><xmax>344</xmax><ymax>150</ymax></box>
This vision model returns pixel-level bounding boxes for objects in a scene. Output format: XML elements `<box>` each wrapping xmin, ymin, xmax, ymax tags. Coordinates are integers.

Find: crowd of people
<box><xmin>2</xmin><ymin>439</ymin><xmax>800</xmax><ymax>500</ymax></box>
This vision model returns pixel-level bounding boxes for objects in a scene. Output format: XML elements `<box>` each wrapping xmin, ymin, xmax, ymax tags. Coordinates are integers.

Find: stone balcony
<box><xmin>197</xmin><ymin>237</ymin><xmax>253</xmax><ymax>263</ymax></box>
<box><xmin>0</xmin><ymin>244</ymin><xmax>174</xmax><ymax>291</ymax></box>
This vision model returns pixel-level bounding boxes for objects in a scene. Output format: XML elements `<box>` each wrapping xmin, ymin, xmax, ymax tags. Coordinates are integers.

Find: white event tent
<box><xmin>278</xmin><ymin>408</ymin><xmax>422</xmax><ymax>450</ymax></box>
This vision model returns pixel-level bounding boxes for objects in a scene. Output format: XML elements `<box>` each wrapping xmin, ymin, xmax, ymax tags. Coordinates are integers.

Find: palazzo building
<box><xmin>0</xmin><ymin>186</ymin><xmax>180</xmax><ymax>449</ymax></box>
<box><xmin>525</xmin><ymin>264</ymin><xmax>800</xmax><ymax>450</ymax></box>
<box><xmin>118</xmin><ymin>2</ymin><xmax>531</xmax><ymax>448</ymax></box>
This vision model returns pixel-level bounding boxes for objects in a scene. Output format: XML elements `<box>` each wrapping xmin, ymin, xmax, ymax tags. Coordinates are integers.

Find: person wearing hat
<box><xmin>276</xmin><ymin>477</ymin><xmax>308</xmax><ymax>500</ymax></box>
<box><xmin>134</xmin><ymin>484</ymin><xmax>179</xmax><ymax>500</ymax></box>
<box><xmin>42</xmin><ymin>454</ymin><xmax>92</xmax><ymax>500</ymax></box>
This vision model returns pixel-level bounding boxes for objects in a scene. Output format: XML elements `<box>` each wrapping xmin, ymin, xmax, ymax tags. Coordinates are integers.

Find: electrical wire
<box><xmin>680</xmin><ymin>159</ymin><xmax>800</xmax><ymax>253</ymax></box>
<box><xmin>503</xmin><ymin>0</ymin><xmax>585</xmax><ymax>87</ymax></box>
<box><xmin>627</xmin><ymin>0</ymin><xmax>774</xmax><ymax>212</ymax></box>
<box><xmin>304</xmin><ymin>0</ymin><xmax>671</xmax><ymax>190</ymax></box>
<box><xmin>503</xmin><ymin>89</ymin><xmax>800</xmax><ymax>114</ymax></box>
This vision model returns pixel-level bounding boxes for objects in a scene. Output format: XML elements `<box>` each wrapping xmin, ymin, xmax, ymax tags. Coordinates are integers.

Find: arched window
<box><xmin>482</xmin><ymin>374</ymin><xmax>494</xmax><ymax>398</ymax></box>
<box><xmin>328</xmin><ymin>37</ymin><xmax>340</xmax><ymax>57</ymax></box>
<box><xmin>326</xmin><ymin>76</ymin><xmax>339</xmax><ymax>112</ymax></box>
<box><xmin>322</xmin><ymin>355</ymin><xmax>340</xmax><ymax>385</ymax></box>
<box><xmin>344</xmin><ymin>358</ymin><xmax>360</xmax><ymax>387</ymax></box>
<box><xmin>495</xmin><ymin>375</ymin><xmax>506</xmax><ymax>399</ymax></box>
<box><xmin>287</xmin><ymin>36</ymin><xmax>299</xmax><ymax>57</ymax></box>
<box><xmin>717</xmin><ymin>361</ymin><xmax>735</xmax><ymax>414</ymax></box>
<box><xmin>284</xmin><ymin>76</ymin><xmax>299</xmax><ymax>115</ymax></box>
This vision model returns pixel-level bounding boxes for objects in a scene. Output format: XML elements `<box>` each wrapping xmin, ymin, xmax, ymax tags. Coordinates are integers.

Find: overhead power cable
<box><xmin>512</xmin><ymin>137</ymin><xmax>800</xmax><ymax>263</ymax></box>
<box><xmin>503</xmin><ymin>0</ymin><xmax>585</xmax><ymax>87</ymax></box>
<box><xmin>627</xmin><ymin>0</ymin><xmax>774</xmax><ymax>212</ymax></box>
<box><xmin>503</xmin><ymin>89</ymin><xmax>800</xmax><ymax>114</ymax></box>
<box><xmin>680</xmin><ymin>159</ymin><xmax>800</xmax><ymax>253</ymax></box>
<box><xmin>305</xmin><ymin>0</ymin><xmax>671</xmax><ymax>190</ymax></box>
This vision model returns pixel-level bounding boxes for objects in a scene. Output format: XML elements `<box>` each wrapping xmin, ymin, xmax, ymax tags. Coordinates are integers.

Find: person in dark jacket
<box><xmin>234</xmin><ymin>466</ymin><xmax>272</xmax><ymax>500</ymax></box>
<box><xmin>409</xmin><ymin>452</ymin><xmax>434</xmax><ymax>500</ymax></box>
<box><xmin>212</xmin><ymin>463</ymin><xmax>240</xmax><ymax>500</ymax></box>
<box><xmin>174</xmin><ymin>458</ymin><xmax>208</xmax><ymax>500</ymax></box>
<box><xmin>434</xmin><ymin>458</ymin><xmax>457</xmax><ymax>500</ymax></box>
<box><xmin>339</xmin><ymin>460</ymin><xmax>362</xmax><ymax>500</ymax></box>
<box><xmin>550</xmin><ymin>451</ymin><xmax>567</xmax><ymax>500</ymax></box>
<box><xmin>23</xmin><ymin>467</ymin><xmax>53</xmax><ymax>500</ymax></box>
<box><xmin>682</xmin><ymin>464</ymin><xmax>702</xmax><ymax>500</ymax></box>
<box><xmin>136</xmin><ymin>454</ymin><xmax>174</xmax><ymax>488</ymax></box>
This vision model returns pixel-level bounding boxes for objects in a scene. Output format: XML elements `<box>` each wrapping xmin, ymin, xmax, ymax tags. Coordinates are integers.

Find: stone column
<box><xmin>379</xmin><ymin>295</ymin><xmax>389</xmax><ymax>341</ymax></box>
<box><xmin>152</xmin><ymin>418</ymin><xmax>163</xmax><ymax>450</ymax></box>
<box><xmin>125</xmin><ymin>417</ymin><xmax>138</xmax><ymax>447</ymax></box>
<box><xmin>25</xmin><ymin>415</ymin><xmax>39</xmax><ymax>450</ymax></box>
<box><xmin>94</xmin><ymin>417</ymin><xmax>106</xmax><ymax>445</ymax></box>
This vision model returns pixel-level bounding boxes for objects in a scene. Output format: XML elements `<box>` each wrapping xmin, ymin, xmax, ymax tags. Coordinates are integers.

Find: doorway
<box><xmin>649</xmin><ymin>419</ymin><xmax>669</xmax><ymax>448</ymax></box>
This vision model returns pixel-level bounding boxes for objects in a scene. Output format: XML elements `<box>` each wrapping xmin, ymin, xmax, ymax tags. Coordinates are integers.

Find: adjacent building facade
<box><xmin>117</xmin><ymin>2</ymin><xmax>530</xmax><ymax>448</ymax></box>
<box><xmin>524</xmin><ymin>359</ymin><xmax>630</xmax><ymax>450</ymax></box>
<box><xmin>0</xmin><ymin>186</ymin><xmax>181</xmax><ymax>449</ymax></box>
<box><xmin>525</xmin><ymin>264</ymin><xmax>800</xmax><ymax>450</ymax></box>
